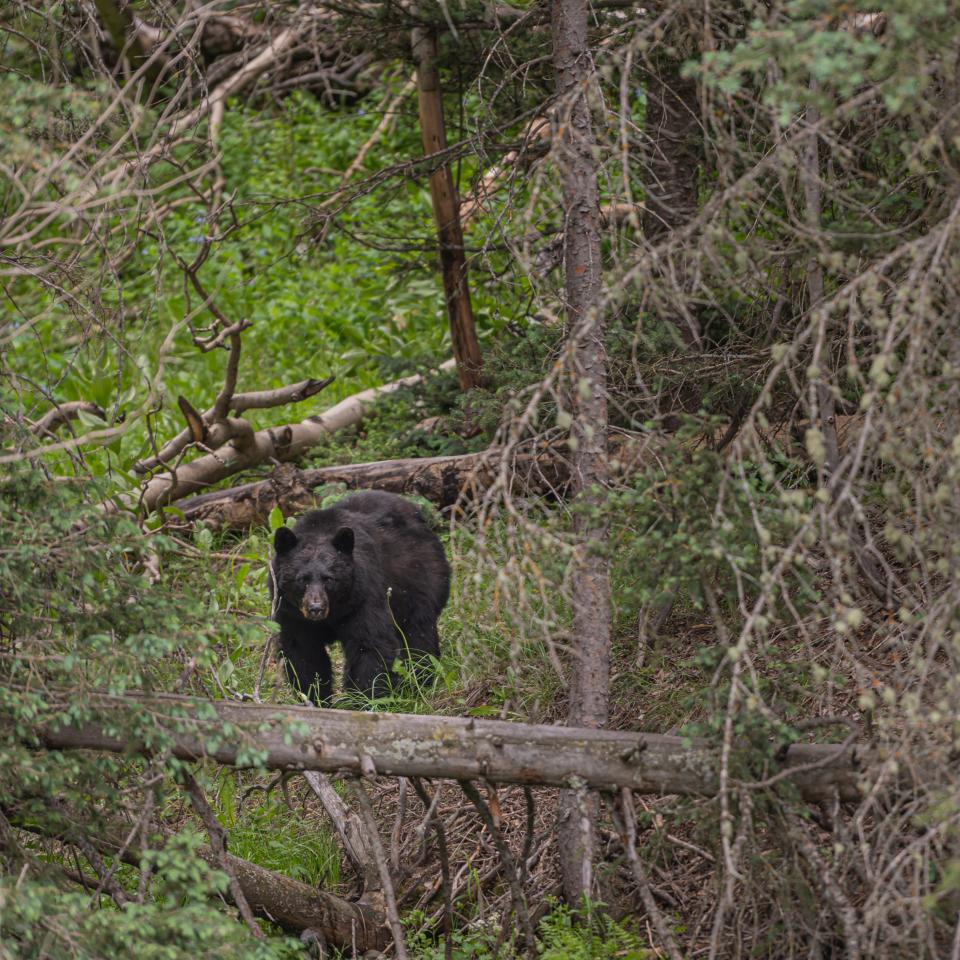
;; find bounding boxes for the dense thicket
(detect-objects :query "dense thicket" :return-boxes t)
[2,1,959,957]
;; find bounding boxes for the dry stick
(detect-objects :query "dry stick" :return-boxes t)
[410,779,454,960]
[351,779,409,960]
[181,771,265,940]
[801,81,889,606]
[787,813,863,960]
[304,770,381,894]
[459,779,536,956]
[519,787,535,891]
[614,789,683,960]
[390,777,408,875]
[252,633,276,705]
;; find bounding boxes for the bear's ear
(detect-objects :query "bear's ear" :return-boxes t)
[332,526,354,554]
[274,526,298,554]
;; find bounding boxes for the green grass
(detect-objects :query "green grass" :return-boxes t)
[218,779,342,889]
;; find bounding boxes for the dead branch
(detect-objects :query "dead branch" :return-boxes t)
[341,78,417,183]
[351,779,409,960]
[135,376,335,474]
[181,770,265,939]
[304,770,381,894]
[30,401,106,438]
[38,693,883,802]
[173,413,871,529]
[613,788,683,960]
[460,778,535,953]
[135,361,454,511]
[175,443,569,528]
[410,778,453,960]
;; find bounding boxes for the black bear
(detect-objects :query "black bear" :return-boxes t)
[270,490,450,704]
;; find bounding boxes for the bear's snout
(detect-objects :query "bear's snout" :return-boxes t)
[300,598,330,620]
[300,586,329,621]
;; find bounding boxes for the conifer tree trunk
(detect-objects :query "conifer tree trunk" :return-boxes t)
[412,24,483,391]
[642,58,700,243]
[551,0,611,907]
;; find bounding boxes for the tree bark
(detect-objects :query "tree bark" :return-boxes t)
[37,693,874,802]
[412,24,484,391]
[641,59,701,243]
[551,0,611,906]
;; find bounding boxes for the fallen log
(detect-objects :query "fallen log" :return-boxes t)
[169,414,872,529]
[14,813,388,950]
[174,446,569,529]
[40,693,879,803]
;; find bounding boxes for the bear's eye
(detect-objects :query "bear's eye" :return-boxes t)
[320,574,332,584]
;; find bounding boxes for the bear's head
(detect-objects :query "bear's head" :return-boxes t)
[272,525,355,622]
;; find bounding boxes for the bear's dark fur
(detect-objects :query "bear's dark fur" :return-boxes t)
[270,490,450,704]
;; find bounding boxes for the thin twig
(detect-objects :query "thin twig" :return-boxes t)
[411,778,453,960]
[613,789,683,960]
[459,779,535,956]
[181,771,264,940]
[350,779,409,960]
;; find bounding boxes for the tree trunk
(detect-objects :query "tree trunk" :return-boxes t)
[37,693,873,802]
[552,0,610,906]
[412,24,483,391]
[641,59,700,243]
[172,416,867,530]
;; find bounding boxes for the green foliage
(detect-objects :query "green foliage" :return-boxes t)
[406,899,651,959]
[1,832,300,959]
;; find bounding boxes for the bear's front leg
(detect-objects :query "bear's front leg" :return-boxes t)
[343,642,394,700]
[278,625,333,705]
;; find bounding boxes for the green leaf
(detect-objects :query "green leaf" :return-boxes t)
[268,506,284,531]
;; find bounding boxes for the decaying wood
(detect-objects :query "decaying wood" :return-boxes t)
[137,361,455,512]
[172,414,868,530]
[174,444,569,528]
[304,770,382,893]
[40,693,880,803]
